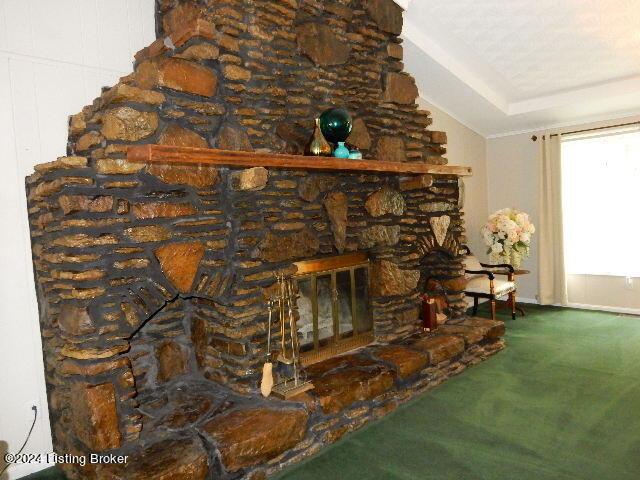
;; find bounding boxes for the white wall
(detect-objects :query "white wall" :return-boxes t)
[485,132,540,301]
[487,115,640,311]
[418,100,488,258]
[0,1,155,478]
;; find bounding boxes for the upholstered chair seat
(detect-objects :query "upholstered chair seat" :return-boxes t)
[465,276,516,296]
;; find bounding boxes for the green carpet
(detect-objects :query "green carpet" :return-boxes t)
[275,305,640,480]
[19,468,64,480]
[20,305,640,479]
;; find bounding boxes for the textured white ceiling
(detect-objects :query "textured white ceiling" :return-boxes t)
[417,0,640,98]
[402,0,640,136]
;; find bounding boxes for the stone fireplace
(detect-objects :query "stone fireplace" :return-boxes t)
[25,0,505,478]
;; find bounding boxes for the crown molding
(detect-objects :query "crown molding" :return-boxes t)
[485,111,640,139]
[508,76,640,115]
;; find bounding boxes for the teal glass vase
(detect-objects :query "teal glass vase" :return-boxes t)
[334,142,350,158]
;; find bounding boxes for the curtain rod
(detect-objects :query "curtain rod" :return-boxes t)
[530,120,640,141]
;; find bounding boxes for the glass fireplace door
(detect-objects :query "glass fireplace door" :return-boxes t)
[293,253,373,366]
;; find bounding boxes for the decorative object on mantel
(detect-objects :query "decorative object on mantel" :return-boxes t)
[319,107,353,157]
[482,208,535,268]
[333,141,350,159]
[348,146,363,160]
[319,108,353,143]
[305,118,332,156]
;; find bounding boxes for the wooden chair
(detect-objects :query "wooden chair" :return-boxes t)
[461,245,517,320]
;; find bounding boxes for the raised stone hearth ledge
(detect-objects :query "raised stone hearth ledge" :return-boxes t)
[127,145,473,176]
[91,317,504,480]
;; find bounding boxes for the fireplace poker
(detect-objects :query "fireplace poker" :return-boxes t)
[276,274,293,364]
[285,278,300,385]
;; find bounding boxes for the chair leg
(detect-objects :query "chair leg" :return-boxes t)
[472,296,478,315]
[509,291,516,320]
[490,298,497,321]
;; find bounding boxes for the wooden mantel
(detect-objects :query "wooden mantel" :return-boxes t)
[127,145,472,176]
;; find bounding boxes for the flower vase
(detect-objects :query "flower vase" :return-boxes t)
[333,142,350,158]
[510,251,522,269]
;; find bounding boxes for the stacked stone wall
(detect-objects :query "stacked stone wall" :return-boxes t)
[24,0,476,477]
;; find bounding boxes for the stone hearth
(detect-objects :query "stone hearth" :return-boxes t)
[24,0,505,478]
[99,318,503,479]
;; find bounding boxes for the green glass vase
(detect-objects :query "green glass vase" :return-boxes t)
[319,108,353,144]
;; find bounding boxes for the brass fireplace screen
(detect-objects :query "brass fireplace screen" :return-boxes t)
[293,253,373,366]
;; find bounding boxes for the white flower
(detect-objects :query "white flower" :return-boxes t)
[515,213,526,225]
[481,208,535,267]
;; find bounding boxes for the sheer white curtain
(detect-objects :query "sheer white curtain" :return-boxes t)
[538,134,569,305]
[561,128,640,277]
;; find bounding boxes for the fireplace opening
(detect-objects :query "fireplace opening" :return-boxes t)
[293,253,373,366]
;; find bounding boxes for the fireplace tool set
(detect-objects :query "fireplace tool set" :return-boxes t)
[261,273,314,399]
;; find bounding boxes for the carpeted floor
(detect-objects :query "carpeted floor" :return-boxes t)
[20,305,640,479]
[275,305,640,480]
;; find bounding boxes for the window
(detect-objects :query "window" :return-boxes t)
[561,128,640,277]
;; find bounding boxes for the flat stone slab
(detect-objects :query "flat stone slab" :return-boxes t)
[97,436,209,480]
[200,407,308,472]
[457,317,505,340]
[304,353,381,376]
[420,318,505,349]
[371,345,428,379]
[410,335,465,365]
[435,324,485,346]
[306,353,395,414]
[139,381,234,433]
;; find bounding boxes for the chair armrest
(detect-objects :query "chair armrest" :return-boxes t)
[479,262,515,273]
[465,269,495,280]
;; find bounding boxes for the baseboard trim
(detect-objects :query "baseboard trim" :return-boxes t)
[565,302,640,316]
[516,297,538,304]
[468,296,640,316]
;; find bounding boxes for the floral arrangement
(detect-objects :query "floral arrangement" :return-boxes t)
[481,208,535,268]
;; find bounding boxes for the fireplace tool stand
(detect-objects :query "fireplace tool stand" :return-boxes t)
[266,273,314,399]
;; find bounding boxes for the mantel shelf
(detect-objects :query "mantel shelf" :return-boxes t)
[127,145,473,176]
